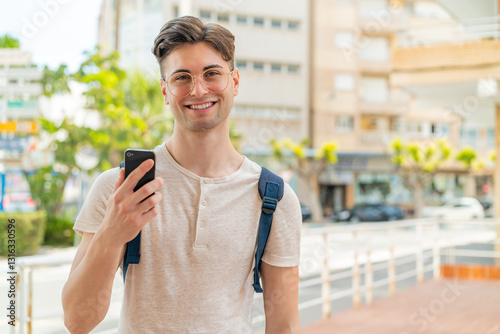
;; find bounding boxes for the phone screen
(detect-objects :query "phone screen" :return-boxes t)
[124,149,156,199]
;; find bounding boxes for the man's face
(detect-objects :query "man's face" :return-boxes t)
[160,42,239,134]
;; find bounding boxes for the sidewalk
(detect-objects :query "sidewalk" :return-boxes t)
[302,279,500,334]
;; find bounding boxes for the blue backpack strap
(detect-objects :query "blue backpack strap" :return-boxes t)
[120,160,142,283]
[253,167,284,293]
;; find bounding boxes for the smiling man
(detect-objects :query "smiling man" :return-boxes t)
[62,16,302,334]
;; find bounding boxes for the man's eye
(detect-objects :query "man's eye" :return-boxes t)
[175,74,191,81]
[205,71,221,77]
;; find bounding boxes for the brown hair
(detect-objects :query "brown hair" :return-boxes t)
[152,16,235,78]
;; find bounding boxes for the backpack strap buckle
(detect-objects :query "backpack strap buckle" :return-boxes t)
[262,196,278,214]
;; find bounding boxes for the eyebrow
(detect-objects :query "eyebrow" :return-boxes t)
[170,64,224,76]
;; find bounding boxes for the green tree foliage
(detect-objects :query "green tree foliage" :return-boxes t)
[456,147,477,170]
[32,50,173,245]
[390,138,451,217]
[0,34,20,48]
[41,64,71,97]
[270,138,338,222]
[456,147,483,197]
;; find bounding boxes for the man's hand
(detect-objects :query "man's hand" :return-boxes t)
[99,159,164,248]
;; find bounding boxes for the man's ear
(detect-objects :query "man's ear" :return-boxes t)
[232,68,240,97]
[160,79,169,105]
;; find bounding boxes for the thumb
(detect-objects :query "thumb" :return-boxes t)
[114,167,125,192]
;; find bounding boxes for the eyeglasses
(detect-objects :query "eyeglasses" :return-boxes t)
[163,68,234,98]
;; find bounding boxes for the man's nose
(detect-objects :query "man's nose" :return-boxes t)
[190,75,209,98]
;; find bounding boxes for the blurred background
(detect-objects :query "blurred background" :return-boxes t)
[1,0,500,333]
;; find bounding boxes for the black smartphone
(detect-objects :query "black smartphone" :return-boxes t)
[124,149,156,201]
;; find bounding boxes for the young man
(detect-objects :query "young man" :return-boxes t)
[62,16,302,333]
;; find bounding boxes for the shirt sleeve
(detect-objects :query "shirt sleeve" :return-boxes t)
[261,182,302,267]
[73,167,120,236]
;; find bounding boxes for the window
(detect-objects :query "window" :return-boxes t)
[199,10,211,19]
[467,129,477,144]
[360,77,388,102]
[334,73,355,91]
[488,128,495,148]
[253,62,264,71]
[217,13,229,22]
[271,19,281,28]
[335,0,355,5]
[431,123,449,136]
[391,117,404,131]
[236,15,247,24]
[335,31,354,49]
[253,17,265,27]
[236,60,247,70]
[288,65,299,74]
[359,0,388,19]
[8,79,18,85]
[360,37,390,62]
[287,21,299,30]
[336,116,354,132]
[271,63,282,72]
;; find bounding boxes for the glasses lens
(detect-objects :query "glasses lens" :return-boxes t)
[202,69,229,93]
[167,72,193,97]
[167,69,231,97]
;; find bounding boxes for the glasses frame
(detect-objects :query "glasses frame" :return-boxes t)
[162,68,234,98]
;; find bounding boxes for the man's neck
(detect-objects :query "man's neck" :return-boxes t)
[166,124,244,178]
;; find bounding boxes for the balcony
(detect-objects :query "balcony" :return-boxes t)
[393,16,500,74]
[0,83,42,96]
[359,60,392,75]
[358,90,410,116]
[358,130,451,149]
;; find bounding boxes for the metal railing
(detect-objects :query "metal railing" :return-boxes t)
[286,218,500,322]
[398,15,500,47]
[5,219,500,333]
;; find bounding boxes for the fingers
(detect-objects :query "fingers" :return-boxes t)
[141,203,161,223]
[137,191,163,215]
[132,177,164,204]
[114,167,125,192]
[122,159,155,192]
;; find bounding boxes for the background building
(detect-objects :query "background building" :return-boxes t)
[0,47,42,210]
[312,0,500,216]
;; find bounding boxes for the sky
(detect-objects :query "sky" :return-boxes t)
[0,0,103,72]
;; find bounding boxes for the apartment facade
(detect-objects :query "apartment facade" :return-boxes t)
[98,0,310,154]
[390,0,500,212]
[0,47,42,210]
[308,0,500,216]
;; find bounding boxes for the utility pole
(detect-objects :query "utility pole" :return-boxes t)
[114,0,121,51]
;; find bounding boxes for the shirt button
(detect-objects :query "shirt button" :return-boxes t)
[203,179,210,184]
[202,200,207,206]
[200,221,206,228]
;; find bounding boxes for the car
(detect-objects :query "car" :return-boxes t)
[1,193,36,213]
[301,203,312,222]
[425,197,485,220]
[479,200,493,218]
[332,203,405,223]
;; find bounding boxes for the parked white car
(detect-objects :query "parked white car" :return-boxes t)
[425,197,485,220]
